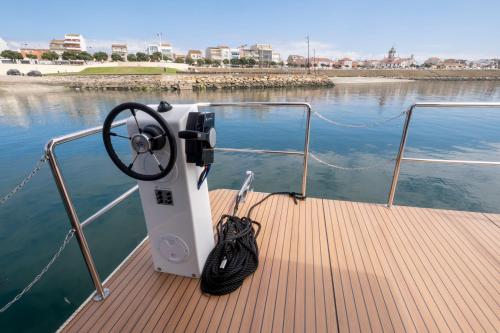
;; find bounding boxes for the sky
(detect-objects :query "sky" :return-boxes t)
[1,0,499,61]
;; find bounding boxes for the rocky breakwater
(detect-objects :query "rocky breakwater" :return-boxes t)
[44,74,334,91]
[189,74,334,90]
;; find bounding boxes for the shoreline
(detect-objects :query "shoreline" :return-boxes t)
[329,77,415,84]
[1,71,499,94]
[0,74,335,93]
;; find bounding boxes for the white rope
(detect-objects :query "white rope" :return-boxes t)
[313,110,408,128]
[309,153,391,170]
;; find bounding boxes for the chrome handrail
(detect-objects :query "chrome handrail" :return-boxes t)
[45,120,127,301]
[44,102,312,302]
[387,102,500,207]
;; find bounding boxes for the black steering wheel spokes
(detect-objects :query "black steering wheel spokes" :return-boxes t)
[149,149,165,172]
[109,132,131,140]
[103,102,177,181]
[130,107,143,134]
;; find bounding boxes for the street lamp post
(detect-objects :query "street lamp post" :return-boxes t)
[306,35,310,74]
[157,33,163,61]
[313,48,316,75]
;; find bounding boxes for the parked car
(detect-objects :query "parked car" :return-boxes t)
[7,69,21,76]
[27,70,43,77]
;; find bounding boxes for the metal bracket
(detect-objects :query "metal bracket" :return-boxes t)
[235,171,254,211]
[92,288,110,302]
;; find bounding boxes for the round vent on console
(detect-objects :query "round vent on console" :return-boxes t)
[159,234,189,263]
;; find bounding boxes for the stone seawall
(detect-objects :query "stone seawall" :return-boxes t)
[39,74,335,91]
[185,68,500,80]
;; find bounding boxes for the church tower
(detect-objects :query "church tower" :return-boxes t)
[388,46,396,60]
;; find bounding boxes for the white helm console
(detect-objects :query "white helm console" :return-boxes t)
[102,101,216,278]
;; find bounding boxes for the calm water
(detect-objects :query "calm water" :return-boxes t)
[1,81,499,332]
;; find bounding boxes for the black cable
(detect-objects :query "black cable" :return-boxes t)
[200,191,304,295]
[197,164,211,189]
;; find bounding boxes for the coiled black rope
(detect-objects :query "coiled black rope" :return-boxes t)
[201,191,304,295]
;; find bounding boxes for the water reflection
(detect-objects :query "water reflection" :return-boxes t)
[2,81,500,127]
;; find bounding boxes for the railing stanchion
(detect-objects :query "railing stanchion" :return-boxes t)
[387,106,414,207]
[301,104,312,197]
[45,142,109,301]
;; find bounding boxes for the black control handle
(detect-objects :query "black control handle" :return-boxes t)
[178,130,209,141]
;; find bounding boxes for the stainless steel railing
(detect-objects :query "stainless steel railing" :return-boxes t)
[387,102,500,207]
[45,120,127,301]
[44,102,312,301]
[198,102,312,196]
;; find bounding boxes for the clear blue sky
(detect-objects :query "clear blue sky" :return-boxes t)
[1,0,499,60]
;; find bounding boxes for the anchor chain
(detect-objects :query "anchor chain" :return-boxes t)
[0,228,75,313]
[0,154,47,205]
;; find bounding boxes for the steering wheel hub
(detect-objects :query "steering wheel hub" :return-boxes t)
[131,134,151,153]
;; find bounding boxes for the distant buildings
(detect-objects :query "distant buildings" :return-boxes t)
[272,52,281,63]
[287,55,305,66]
[379,47,416,68]
[174,53,186,61]
[159,44,173,59]
[311,57,334,67]
[5,34,499,69]
[471,58,499,69]
[230,48,240,60]
[338,58,353,69]
[111,44,128,59]
[423,57,441,68]
[48,34,86,56]
[205,45,231,61]
[187,50,203,61]
[287,55,335,68]
[49,39,65,55]
[250,44,273,63]
[362,59,381,69]
[63,34,87,52]
[441,59,468,69]
[203,44,280,65]
[239,47,259,61]
[19,48,49,60]
[147,43,173,59]
[422,57,495,69]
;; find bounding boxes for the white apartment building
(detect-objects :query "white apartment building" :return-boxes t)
[239,48,259,61]
[147,43,173,59]
[230,48,240,60]
[146,44,159,54]
[205,43,276,64]
[187,50,203,60]
[272,51,281,63]
[339,58,353,69]
[63,34,86,52]
[49,39,65,55]
[250,44,273,63]
[160,43,173,59]
[205,46,231,61]
[111,44,128,59]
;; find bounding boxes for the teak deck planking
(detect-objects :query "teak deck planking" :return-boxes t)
[60,189,500,333]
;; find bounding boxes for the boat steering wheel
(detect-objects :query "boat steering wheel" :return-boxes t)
[102,102,177,181]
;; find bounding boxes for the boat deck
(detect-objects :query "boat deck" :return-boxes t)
[60,189,500,333]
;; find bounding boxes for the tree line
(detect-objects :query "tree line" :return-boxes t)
[1,49,285,67]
